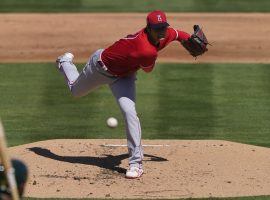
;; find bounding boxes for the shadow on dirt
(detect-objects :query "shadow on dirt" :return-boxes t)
[28,147,168,174]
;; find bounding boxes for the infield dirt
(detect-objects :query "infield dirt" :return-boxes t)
[9,139,270,199]
[1,13,270,63]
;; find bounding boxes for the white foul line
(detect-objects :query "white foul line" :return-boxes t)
[102,144,170,147]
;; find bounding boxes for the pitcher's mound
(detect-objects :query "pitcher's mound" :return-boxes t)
[9,139,270,199]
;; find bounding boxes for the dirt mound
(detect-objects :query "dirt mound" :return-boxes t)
[9,139,270,199]
[1,13,270,63]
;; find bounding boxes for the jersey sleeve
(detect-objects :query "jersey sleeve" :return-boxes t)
[168,27,190,42]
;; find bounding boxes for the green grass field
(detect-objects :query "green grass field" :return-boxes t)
[1,63,270,148]
[1,0,270,13]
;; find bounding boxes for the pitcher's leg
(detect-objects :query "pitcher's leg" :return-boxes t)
[70,62,107,97]
[57,51,116,97]
[57,53,79,89]
[110,74,144,169]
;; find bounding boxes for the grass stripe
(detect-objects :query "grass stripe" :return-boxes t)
[1,63,270,148]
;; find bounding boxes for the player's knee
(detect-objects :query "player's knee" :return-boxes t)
[118,97,136,116]
[122,107,137,117]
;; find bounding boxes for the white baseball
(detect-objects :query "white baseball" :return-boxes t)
[106,117,118,128]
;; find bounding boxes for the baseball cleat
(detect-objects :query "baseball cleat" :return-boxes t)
[56,52,74,69]
[125,166,143,179]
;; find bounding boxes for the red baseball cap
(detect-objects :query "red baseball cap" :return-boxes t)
[146,10,170,29]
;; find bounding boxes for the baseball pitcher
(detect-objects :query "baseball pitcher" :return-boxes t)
[56,10,209,179]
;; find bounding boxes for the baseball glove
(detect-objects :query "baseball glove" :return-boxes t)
[181,25,209,57]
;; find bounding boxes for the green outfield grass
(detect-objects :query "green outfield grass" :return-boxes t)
[1,63,270,148]
[1,0,270,13]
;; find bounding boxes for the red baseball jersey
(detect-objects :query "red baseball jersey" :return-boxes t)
[101,27,190,77]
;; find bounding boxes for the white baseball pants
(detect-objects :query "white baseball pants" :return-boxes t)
[58,49,143,168]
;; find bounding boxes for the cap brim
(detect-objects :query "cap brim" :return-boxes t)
[149,22,169,29]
